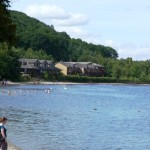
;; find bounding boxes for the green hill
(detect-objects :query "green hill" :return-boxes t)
[10,10,118,61]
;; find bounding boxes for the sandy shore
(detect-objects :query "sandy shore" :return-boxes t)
[8,141,22,150]
[1,79,150,86]
[4,81,87,85]
[4,81,123,85]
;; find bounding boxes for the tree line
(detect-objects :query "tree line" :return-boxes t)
[0,0,149,82]
[10,10,118,61]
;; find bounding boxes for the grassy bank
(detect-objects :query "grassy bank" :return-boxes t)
[55,75,150,84]
[10,75,150,85]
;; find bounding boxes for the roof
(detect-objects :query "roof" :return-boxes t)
[46,60,53,64]
[19,58,53,64]
[19,58,55,70]
[19,58,38,63]
[39,60,46,63]
[20,63,38,69]
[58,62,76,67]
[58,61,104,68]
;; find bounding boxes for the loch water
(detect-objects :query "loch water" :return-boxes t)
[0,84,150,150]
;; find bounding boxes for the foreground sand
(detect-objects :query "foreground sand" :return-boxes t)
[8,141,22,150]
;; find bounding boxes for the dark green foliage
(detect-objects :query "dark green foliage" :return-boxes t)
[10,10,118,61]
[0,9,147,83]
[102,57,150,82]
[12,47,53,60]
[68,39,118,62]
[0,3,149,83]
[0,43,20,80]
[0,1,20,80]
[56,74,150,84]
[0,0,16,46]
[10,11,70,61]
[57,75,124,83]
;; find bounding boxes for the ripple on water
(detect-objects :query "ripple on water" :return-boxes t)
[0,84,150,150]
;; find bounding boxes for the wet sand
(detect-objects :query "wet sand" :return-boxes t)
[8,141,22,150]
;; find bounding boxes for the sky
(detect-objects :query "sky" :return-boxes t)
[10,0,150,60]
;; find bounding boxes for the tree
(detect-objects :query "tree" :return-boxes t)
[0,0,16,46]
[112,63,121,80]
[144,60,150,76]
[10,11,119,61]
[0,43,20,80]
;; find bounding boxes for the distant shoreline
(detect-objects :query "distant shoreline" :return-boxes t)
[1,81,150,86]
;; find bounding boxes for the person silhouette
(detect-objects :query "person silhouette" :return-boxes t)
[0,117,8,150]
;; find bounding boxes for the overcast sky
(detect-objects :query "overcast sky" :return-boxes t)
[10,0,150,60]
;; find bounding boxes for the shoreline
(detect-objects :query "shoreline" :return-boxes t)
[11,81,91,85]
[8,141,22,150]
[1,81,150,86]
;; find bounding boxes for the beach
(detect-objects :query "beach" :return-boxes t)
[0,81,87,86]
[8,141,22,150]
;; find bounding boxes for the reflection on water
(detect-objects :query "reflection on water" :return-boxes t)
[0,84,150,150]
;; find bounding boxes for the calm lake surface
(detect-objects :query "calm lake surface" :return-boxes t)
[0,83,150,150]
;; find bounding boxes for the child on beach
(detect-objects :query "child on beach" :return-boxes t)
[0,117,7,150]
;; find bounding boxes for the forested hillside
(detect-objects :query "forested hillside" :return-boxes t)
[0,2,149,82]
[0,1,20,80]
[10,10,118,61]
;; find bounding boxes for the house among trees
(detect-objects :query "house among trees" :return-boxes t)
[19,58,60,77]
[55,62,105,77]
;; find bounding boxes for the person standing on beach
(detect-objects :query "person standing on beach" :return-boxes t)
[0,117,7,150]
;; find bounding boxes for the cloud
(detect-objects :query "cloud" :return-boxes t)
[118,45,150,60]
[57,27,140,62]
[10,0,19,6]
[23,3,149,61]
[52,13,89,26]
[90,39,150,60]
[10,0,19,2]
[25,4,89,26]
[25,4,70,19]
[107,42,150,60]
[56,26,150,61]
[56,26,88,38]
[56,26,103,45]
